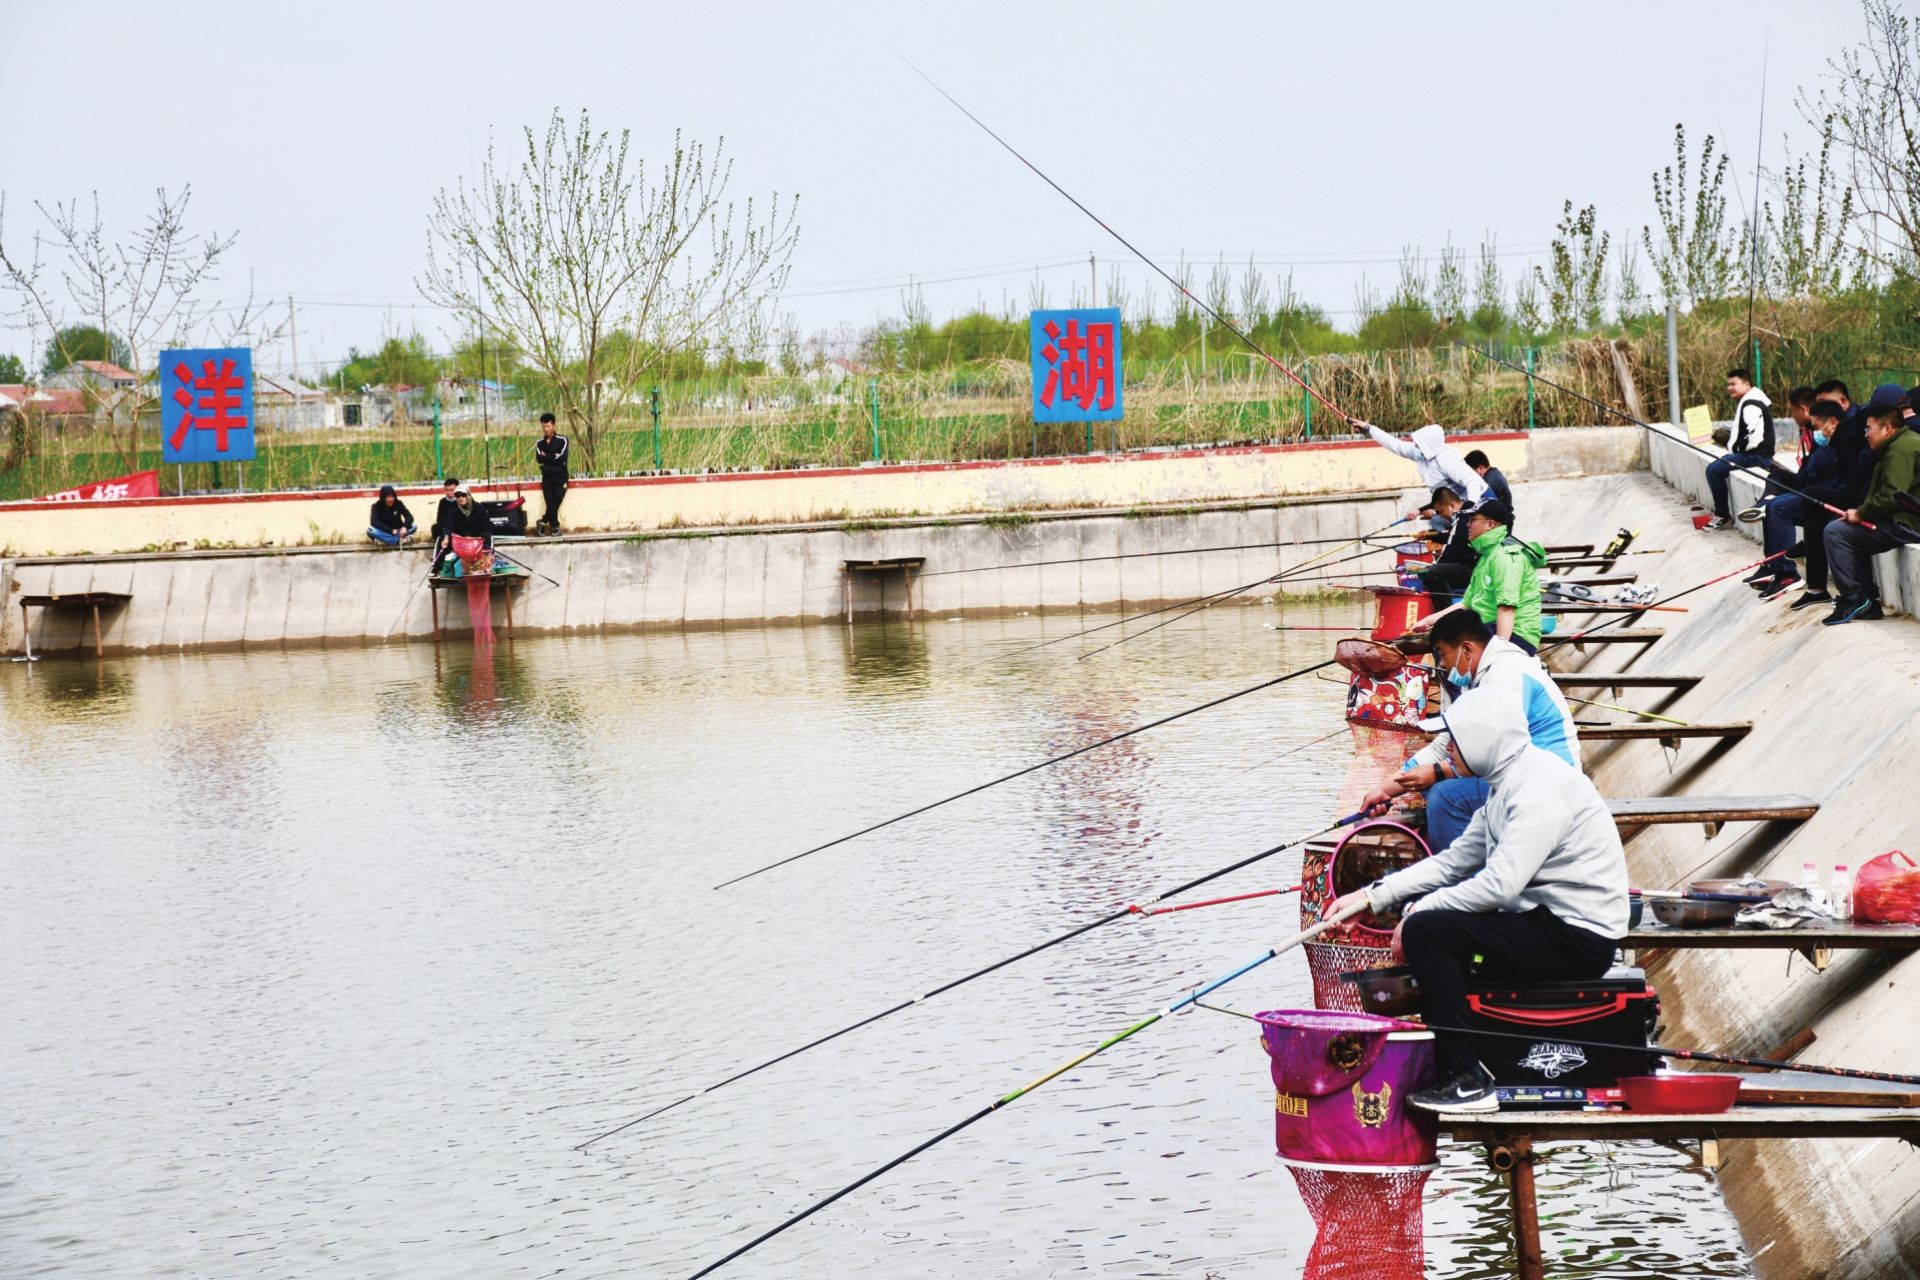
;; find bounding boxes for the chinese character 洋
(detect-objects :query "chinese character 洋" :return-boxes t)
[1039,318,1117,412]
[169,357,248,452]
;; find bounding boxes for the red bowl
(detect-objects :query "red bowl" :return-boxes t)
[1618,1073,1741,1114]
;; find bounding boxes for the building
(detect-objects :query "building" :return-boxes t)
[253,373,340,431]
[44,360,140,394]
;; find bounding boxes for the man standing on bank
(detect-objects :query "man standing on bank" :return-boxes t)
[535,412,570,535]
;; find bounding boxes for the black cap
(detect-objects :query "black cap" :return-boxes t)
[1465,497,1515,527]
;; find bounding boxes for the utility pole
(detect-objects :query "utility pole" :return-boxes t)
[1089,252,1096,306]
[287,294,299,429]
[1665,305,1683,428]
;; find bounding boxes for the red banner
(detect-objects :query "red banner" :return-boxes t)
[37,469,161,502]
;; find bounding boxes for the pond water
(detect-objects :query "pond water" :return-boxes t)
[0,608,1754,1278]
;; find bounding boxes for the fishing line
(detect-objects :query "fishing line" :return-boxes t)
[676,899,1370,1278]
[578,812,1362,1151]
[712,657,1341,888]
[912,530,1409,580]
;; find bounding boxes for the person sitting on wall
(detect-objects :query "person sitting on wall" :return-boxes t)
[433,485,491,575]
[1360,609,1581,852]
[1410,498,1546,654]
[1750,398,1849,607]
[1331,685,1628,1112]
[1461,449,1512,510]
[1821,392,1920,626]
[1415,486,1477,606]
[1352,420,1488,517]
[1703,368,1775,530]
[1785,384,1817,456]
[367,484,417,547]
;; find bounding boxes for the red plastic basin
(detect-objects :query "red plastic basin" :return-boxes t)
[1618,1073,1741,1114]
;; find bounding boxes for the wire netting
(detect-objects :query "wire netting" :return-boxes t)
[1304,940,1397,1011]
[1284,1163,1433,1280]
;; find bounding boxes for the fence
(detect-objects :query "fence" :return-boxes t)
[4,324,1917,501]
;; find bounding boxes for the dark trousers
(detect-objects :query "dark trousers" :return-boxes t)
[1762,493,1832,591]
[1419,561,1475,607]
[1706,451,1771,517]
[1401,906,1617,1075]
[541,472,568,530]
[1823,520,1907,600]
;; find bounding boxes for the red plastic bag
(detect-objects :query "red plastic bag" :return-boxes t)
[1854,851,1920,924]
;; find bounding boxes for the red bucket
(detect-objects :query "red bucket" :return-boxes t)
[1368,587,1433,643]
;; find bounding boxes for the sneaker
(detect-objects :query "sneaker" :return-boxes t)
[1410,1063,1499,1113]
[1702,515,1733,531]
[1823,597,1885,626]
[1743,566,1778,585]
[1790,590,1834,611]
[1759,576,1801,601]
[1737,503,1768,523]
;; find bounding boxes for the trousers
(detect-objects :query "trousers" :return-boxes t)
[1424,776,1492,853]
[541,472,568,529]
[1824,520,1908,600]
[1401,905,1617,1075]
[1706,451,1771,518]
[1761,493,1832,591]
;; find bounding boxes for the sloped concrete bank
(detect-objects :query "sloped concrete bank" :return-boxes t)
[1527,472,1920,1279]
[1,492,1407,655]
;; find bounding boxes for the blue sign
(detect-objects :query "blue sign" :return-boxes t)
[161,347,256,464]
[1030,308,1123,423]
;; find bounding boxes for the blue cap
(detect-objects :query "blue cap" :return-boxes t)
[1867,382,1907,413]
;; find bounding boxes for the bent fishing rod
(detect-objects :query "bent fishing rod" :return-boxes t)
[713,656,1341,888]
[579,811,1363,1151]
[678,897,1372,1278]
[1454,343,1885,533]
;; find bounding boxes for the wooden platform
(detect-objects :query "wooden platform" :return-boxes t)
[1608,794,1820,839]
[1625,921,1920,950]
[1552,673,1701,691]
[843,556,925,623]
[427,571,528,642]
[1578,721,1752,745]
[17,590,133,658]
[1542,627,1663,650]
[1541,602,1675,615]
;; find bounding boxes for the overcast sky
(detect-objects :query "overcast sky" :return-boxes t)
[0,0,1869,376]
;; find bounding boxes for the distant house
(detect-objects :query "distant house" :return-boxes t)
[253,373,340,431]
[0,384,91,421]
[435,376,512,424]
[45,360,140,393]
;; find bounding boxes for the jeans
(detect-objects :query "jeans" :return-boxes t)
[367,526,412,546]
[1401,905,1618,1075]
[1824,520,1908,600]
[1761,493,1831,590]
[1425,776,1492,853]
[1706,451,1771,518]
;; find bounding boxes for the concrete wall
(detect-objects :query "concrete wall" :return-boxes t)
[1647,421,1920,611]
[1528,471,1920,1279]
[0,427,1643,558]
[1,492,1409,655]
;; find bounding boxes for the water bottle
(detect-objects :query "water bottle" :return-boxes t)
[1832,864,1852,920]
[1799,860,1819,892]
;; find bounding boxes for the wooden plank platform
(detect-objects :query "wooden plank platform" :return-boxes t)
[1543,627,1664,648]
[1578,721,1752,744]
[1608,794,1819,840]
[1541,602,1676,615]
[426,571,527,643]
[1553,673,1701,690]
[1441,1105,1920,1143]
[1625,921,1920,950]
[18,590,134,659]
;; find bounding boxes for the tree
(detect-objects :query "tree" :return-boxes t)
[1536,201,1611,332]
[1802,0,1920,275]
[329,333,441,391]
[1642,125,1739,308]
[1764,123,1857,296]
[419,109,799,471]
[0,352,24,382]
[1471,234,1507,335]
[42,323,132,375]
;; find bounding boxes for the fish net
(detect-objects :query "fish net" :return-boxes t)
[452,535,496,643]
[1284,1163,1432,1279]
[1304,939,1397,1011]
[1333,637,1408,678]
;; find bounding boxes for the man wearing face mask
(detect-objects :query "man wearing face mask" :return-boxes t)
[1359,609,1580,852]
[1751,398,1850,607]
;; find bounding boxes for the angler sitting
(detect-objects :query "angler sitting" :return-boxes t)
[368,484,417,546]
[1411,498,1545,654]
[1462,449,1512,510]
[1751,398,1848,608]
[1414,486,1477,605]
[1360,610,1579,852]
[1332,686,1628,1112]
[1353,421,1487,520]
[1703,368,1775,530]
[1821,391,1920,625]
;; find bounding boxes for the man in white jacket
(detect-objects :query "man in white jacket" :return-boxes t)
[1332,685,1628,1111]
[1704,369,1775,529]
[1355,421,1488,512]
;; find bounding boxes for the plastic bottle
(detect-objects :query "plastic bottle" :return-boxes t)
[1800,860,1820,892]
[1832,864,1852,920]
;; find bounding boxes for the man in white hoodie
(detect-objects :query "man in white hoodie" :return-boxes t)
[1355,421,1489,514]
[1332,685,1628,1111]
[1360,609,1581,851]
[1703,369,1775,529]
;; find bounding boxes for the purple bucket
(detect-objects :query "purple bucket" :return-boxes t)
[1258,1009,1439,1169]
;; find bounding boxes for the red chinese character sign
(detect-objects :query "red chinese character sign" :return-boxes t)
[161,347,256,464]
[1030,308,1123,423]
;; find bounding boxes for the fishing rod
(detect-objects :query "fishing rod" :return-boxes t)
[712,657,1341,888]
[489,546,562,588]
[1131,883,1300,917]
[1539,549,1787,655]
[1743,41,1771,366]
[1454,344,1884,533]
[1562,694,1690,728]
[891,48,1353,427]
[578,812,1363,1151]
[678,897,1372,1279]
[914,531,1411,580]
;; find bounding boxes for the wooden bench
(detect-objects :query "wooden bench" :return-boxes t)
[17,591,132,659]
[1608,794,1820,840]
[1552,673,1701,691]
[1541,626,1663,652]
[1625,920,1920,972]
[843,556,925,624]
[427,572,527,643]
[1541,602,1677,616]
[1578,721,1752,748]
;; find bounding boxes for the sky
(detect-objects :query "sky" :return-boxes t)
[0,0,1870,378]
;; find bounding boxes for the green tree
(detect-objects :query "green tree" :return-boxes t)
[0,352,24,382]
[1536,201,1611,332]
[42,324,133,375]
[329,334,441,390]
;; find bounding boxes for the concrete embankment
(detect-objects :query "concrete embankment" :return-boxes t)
[1523,470,1920,1279]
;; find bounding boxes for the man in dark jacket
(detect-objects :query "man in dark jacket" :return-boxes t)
[1462,450,1512,509]
[1753,399,1849,608]
[1416,485,1477,604]
[534,413,569,535]
[1815,379,1876,509]
[367,485,417,546]
[1821,392,1920,625]
[1703,369,1774,529]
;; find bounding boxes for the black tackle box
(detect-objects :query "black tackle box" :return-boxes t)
[1464,968,1660,1087]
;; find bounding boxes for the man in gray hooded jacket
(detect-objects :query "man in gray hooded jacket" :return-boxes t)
[1333,685,1629,1111]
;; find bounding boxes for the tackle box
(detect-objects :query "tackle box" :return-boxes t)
[1464,969,1660,1088]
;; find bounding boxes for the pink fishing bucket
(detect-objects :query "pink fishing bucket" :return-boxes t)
[1257,1009,1438,1169]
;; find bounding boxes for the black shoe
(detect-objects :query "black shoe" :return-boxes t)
[1759,576,1800,601]
[1823,596,1883,626]
[1743,566,1777,585]
[1702,515,1733,531]
[1790,589,1833,611]
[1410,1064,1498,1113]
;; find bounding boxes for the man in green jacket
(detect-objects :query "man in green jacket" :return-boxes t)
[1822,393,1920,625]
[1413,498,1547,652]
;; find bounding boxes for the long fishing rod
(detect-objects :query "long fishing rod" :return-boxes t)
[712,657,1340,888]
[890,48,1354,427]
[578,812,1363,1151]
[1539,548,1787,655]
[1744,41,1770,366]
[679,898,1372,1279]
[914,530,1410,580]
[1454,344,1884,532]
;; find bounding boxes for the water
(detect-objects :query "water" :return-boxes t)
[0,608,1753,1279]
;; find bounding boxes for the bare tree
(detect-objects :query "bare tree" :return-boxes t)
[419,109,799,471]
[0,186,270,466]
[1433,237,1467,327]
[1235,255,1271,330]
[1802,0,1920,273]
